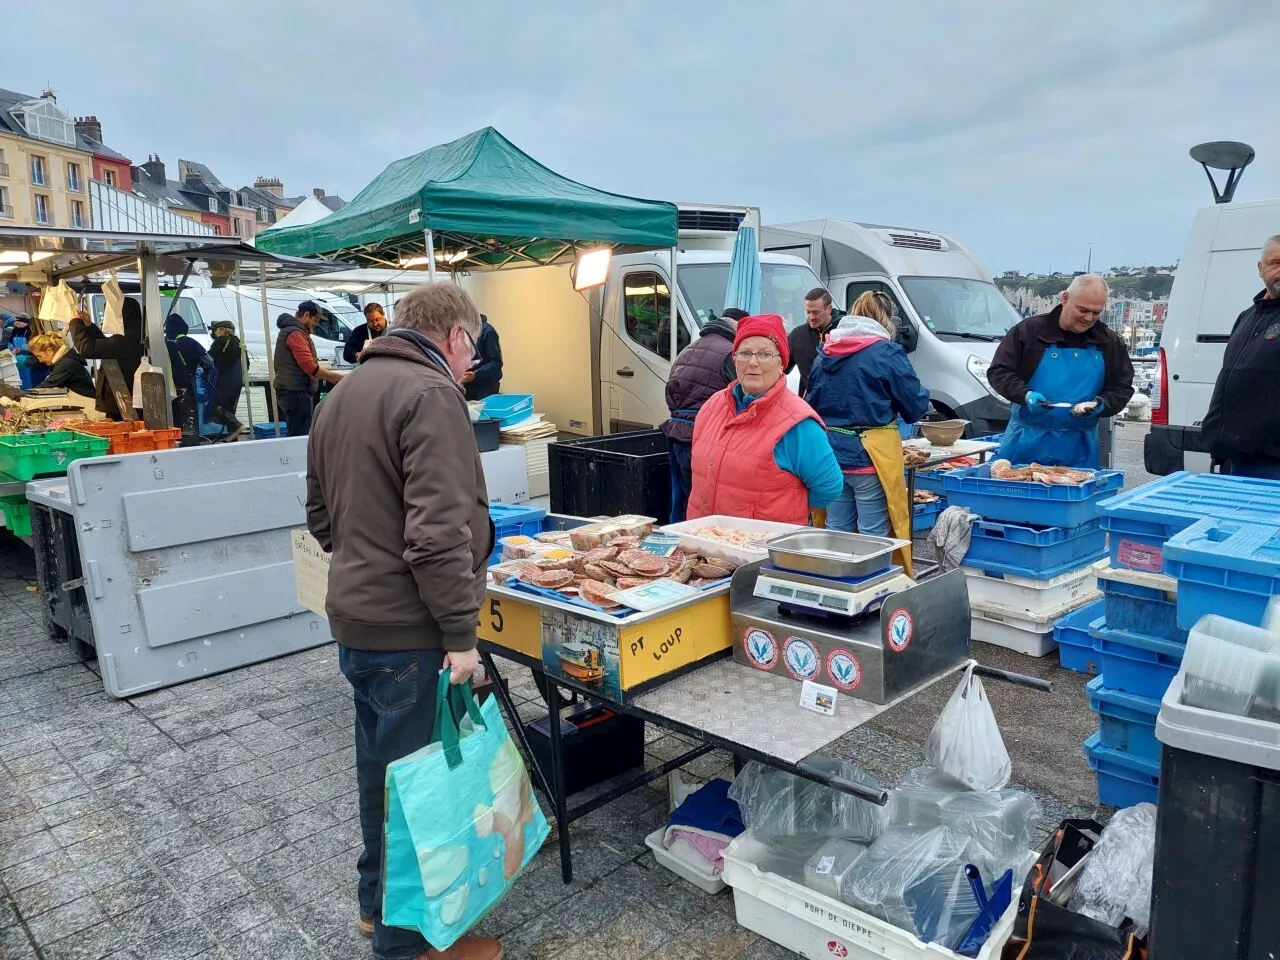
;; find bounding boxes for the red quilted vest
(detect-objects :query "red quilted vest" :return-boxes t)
[687,379,818,525]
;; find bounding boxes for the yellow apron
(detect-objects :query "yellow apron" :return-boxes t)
[856,424,913,578]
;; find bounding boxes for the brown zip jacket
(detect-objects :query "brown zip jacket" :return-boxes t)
[305,332,494,652]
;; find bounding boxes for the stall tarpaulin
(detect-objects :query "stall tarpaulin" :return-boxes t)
[255,127,678,267]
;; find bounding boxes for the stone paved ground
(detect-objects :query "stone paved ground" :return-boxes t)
[1,519,1104,960]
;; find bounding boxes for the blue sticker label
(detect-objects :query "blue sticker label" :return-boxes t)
[1266,323,1280,341]
[743,628,777,670]
[783,637,820,680]
[826,650,862,691]
[887,609,913,653]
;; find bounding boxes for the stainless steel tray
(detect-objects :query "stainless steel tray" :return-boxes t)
[763,529,910,579]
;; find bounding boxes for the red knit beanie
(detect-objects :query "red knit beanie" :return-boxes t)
[732,314,789,367]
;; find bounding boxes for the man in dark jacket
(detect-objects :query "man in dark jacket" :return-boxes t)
[274,301,344,437]
[69,298,144,421]
[306,283,502,960]
[987,275,1133,468]
[208,320,245,421]
[661,307,747,522]
[463,314,503,401]
[342,302,388,364]
[787,288,843,396]
[166,316,245,440]
[1201,235,1280,478]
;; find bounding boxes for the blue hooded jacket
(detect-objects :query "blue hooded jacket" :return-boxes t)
[164,314,212,390]
[805,316,931,471]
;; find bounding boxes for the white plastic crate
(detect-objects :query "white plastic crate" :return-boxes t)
[961,564,1098,618]
[721,834,1015,960]
[660,515,807,567]
[644,828,726,894]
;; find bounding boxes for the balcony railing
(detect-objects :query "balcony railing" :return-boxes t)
[68,177,83,192]
[0,205,13,220]
[0,163,9,178]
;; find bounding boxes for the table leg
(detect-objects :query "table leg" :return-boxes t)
[544,677,573,883]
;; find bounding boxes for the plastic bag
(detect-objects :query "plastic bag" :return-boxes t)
[803,837,869,902]
[728,759,885,843]
[132,356,159,411]
[382,673,550,951]
[843,826,983,948]
[925,664,1011,791]
[102,271,125,336]
[1067,803,1157,928]
[890,766,1040,863]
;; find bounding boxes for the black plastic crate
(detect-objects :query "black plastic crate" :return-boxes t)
[526,703,645,795]
[548,429,670,519]
[472,419,500,453]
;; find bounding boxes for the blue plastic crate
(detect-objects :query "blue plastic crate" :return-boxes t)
[1084,733,1160,809]
[1164,517,1280,630]
[911,470,947,495]
[1087,676,1161,763]
[965,519,1107,575]
[959,546,1106,581]
[253,422,288,439]
[487,502,548,566]
[482,393,534,427]
[1054,601,1104,674]
[1092,621,1184,700]
[1099,576,1185,643]
[1099,472,1280,572]
[974,434,1004,444]
[940,462,1125,527]
[913,499,943,534]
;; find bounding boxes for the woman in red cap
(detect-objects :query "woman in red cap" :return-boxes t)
[686,314,843,525]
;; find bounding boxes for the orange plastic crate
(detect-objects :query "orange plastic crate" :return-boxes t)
[72,422,182,454]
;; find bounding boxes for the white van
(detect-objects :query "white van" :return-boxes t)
[761,220,1017,437]
[1145,197,1280,475]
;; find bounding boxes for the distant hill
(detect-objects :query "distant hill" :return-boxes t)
[995,272,1174,301]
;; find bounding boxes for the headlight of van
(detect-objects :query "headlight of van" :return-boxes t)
[966,354,1010,405]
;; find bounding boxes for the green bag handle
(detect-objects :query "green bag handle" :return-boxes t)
[432,669,487,770]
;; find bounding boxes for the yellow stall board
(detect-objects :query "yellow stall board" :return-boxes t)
[477,591,542,659]
[618,593,732,690]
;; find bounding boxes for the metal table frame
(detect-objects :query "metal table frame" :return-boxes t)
[479,638,1048,883]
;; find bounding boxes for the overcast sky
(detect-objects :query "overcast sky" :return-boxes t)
[8,0,1277,273]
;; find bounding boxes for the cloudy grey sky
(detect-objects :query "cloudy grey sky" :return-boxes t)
[9,0,1277,272]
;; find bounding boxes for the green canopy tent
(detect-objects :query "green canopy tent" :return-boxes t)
[256,127,678,274]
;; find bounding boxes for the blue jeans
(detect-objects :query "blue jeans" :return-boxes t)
[667,438,693,524]
[825,473,890,536]
[339,646,446,960]
[1226,460,1280,480]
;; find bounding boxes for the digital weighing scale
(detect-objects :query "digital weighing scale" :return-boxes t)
[730,529,971,704]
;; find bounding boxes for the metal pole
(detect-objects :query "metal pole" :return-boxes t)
[233,268,253,430]
[138,248,173,426]
[668,246,678,362]
[425,229,438,282]
[261,279,280,438]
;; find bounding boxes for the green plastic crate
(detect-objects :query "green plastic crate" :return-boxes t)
[0,495,31,537]
[0,431,110,480]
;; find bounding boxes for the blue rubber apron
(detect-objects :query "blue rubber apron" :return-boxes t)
[996,344,1105,468]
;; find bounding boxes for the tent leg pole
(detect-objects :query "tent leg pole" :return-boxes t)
[233,269,253,431]
[138,248,173,426]
[669,246,679,362]
[261,280,280,438]
[425,229,438,282]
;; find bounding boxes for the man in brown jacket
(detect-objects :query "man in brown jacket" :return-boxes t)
[306,283,499,960]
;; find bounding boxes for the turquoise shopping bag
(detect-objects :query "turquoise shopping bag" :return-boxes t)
[383,672,549,950]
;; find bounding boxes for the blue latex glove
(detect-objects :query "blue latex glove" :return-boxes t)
[1024,391,1050,408]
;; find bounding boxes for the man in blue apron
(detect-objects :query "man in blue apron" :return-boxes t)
[988,275,1134,468]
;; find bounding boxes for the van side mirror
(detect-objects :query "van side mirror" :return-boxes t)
[896,319,919,353]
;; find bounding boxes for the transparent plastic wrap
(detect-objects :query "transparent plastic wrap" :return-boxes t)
[1068,803,1157,928]
[925,664,1012,791]
[843,826,983,948]
[728,759,886,843]
[803,837,869,901]
[752,835,827,884]
[888,766,968,829]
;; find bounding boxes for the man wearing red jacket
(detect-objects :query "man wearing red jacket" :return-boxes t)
[273,301,344,436]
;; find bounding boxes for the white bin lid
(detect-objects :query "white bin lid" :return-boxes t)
[1157,671,1280,771]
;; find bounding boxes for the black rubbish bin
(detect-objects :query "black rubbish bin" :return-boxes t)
[1149,672,1280,959]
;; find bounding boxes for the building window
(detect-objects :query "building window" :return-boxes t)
[207,198,218,213]
[0,148,8,178]
[66,161,82,192]
[30,155,47,186]
[33,192,51,225]
[232,218,241,237]
[71,199,85,228]
[0,185,11,219]
[103,168,116,188]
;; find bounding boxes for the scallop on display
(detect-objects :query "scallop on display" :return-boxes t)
[525,569,575,589]
[580,580,622,608]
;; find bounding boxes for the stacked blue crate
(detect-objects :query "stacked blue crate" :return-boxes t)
[941,463,1120,657]
[1081,472,1280,808]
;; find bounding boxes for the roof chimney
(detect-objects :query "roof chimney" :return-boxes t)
[40,90,56,101]
[254,176,284,198]
[313,188,325,199]
[141,155,166,185]
[74,115,103,143]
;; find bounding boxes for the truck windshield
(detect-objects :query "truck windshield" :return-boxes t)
[678,262,823,333]
[898,277,1022,340]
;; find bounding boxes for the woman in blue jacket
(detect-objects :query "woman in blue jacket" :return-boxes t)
[806,292,930,569]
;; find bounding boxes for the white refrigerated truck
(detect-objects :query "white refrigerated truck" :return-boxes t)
[461,206,826,436]
[760,219,1018,437]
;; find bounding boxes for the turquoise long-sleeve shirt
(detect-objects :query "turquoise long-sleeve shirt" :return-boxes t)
[733,385,844,508]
